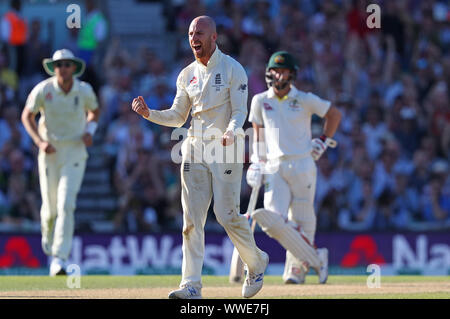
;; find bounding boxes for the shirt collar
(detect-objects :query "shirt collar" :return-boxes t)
[197,45,221,69]
[52,77,80,94]
[267,85,297,100]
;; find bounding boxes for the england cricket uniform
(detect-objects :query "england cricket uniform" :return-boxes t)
[25,77,98,260]
[144,46,266,289]
[249,85,330,280]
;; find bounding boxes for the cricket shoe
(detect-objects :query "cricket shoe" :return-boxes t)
[242,251,269,298]
[49,257,67,276]
[284,263,308,284]
[314,248,328,284]
[168,285,202,299]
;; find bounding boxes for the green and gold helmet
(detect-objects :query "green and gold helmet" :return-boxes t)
[267,51,299,72]
[266,51,298,89]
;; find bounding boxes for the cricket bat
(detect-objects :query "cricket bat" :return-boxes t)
[229,185,260,283]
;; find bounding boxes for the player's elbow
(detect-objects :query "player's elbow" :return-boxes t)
[21,108,33,125]
[326,106,342,125]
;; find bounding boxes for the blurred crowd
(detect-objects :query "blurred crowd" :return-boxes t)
[0,0,449,233]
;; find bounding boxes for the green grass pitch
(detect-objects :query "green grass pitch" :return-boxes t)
[0,275,448,299]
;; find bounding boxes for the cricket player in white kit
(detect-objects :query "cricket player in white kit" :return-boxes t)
[21,49,100,276]
[131,16,268,299]
[247,51,342,284]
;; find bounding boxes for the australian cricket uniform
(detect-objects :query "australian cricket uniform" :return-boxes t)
[249,85,330,280]
[144,46,266,289]
[25,77,98,260]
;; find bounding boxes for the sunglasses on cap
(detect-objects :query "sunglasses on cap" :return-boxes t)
[54,61,73,68]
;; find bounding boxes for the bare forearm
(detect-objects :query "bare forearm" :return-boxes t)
[323,106,342,138]
[21,111,42,146]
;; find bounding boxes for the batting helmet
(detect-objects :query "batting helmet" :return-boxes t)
[265,51,298,89]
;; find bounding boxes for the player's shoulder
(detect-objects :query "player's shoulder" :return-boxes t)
[180,60,197,74]
[221,52,246,73]
[32,77,55,92]
[177,61,197,82]
[290,86,321,103]
[252,90,270,102]
[78,80,95,93]
[290,86,308,98]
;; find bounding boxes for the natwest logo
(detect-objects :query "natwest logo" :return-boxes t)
[341,235,385,267]
[68,235,233,274]
[0,237,40,268]
[393,235,449,270]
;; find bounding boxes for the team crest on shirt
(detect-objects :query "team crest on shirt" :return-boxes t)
[189,76,197,84]
[289,99,300,110]
[45,92,52,101]
[74,96,79,109]
[212,73,224,92]
[263,102,273,111]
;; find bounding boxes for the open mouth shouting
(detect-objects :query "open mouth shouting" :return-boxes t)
[192,43,203,55]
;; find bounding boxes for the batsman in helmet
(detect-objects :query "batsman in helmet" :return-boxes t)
[247,51,342,284]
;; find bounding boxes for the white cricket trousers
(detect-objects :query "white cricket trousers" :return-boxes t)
[263,155,318,279]
[38,140,87,260]
[179,137,266,289]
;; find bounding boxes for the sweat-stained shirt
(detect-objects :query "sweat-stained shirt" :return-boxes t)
[144,46,248,138]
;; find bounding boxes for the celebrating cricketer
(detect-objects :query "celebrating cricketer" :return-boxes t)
[131,16,268,299]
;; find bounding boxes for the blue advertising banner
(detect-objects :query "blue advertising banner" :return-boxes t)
[0,232,448,275]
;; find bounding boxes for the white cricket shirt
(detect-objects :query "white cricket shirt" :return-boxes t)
[249,86,331,159]
[25,77,99,142]
[146,46,248,137]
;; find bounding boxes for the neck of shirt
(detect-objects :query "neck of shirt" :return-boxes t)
[197,45,219,69]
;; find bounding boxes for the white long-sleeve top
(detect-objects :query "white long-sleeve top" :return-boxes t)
[145,46,248,138]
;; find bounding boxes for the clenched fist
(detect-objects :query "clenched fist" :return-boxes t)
[222,130,235,146]
[38,140,56,154]
[131,96,150,118]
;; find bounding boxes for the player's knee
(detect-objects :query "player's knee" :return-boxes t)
[214,204,242,228]
[58,198,76,215]
[214,211,234,227]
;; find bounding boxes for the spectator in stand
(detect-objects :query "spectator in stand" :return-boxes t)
[338,178,377,231]
[393,106,423,158]
[362,106,389,160]
[0,50,18,96]
[0,105,31,152]
[1,0,27,76]
[391,167,420,227]
[420,160,450,223]
[113,148,164,232]
[2,149,39,230]
[20,19,51,103]
[77,0,108,66]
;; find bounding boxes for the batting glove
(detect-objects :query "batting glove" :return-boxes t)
[246,162,264,188]
[311,135,337,161]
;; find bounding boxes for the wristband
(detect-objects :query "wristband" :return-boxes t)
[85,121,98,136]
[319,134,328,143]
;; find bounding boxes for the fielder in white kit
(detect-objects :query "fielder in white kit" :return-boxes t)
[247,51,342,284]
[21,49,100,276]
[131,16,268,299]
